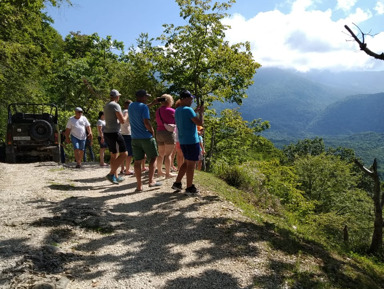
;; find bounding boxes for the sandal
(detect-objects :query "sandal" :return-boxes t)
[149,181,162,187]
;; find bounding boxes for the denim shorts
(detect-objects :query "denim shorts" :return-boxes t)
[71,135,86,151]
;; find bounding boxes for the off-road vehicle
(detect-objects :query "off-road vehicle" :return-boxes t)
[5,103,60,163]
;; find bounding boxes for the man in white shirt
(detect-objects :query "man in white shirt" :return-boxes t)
[65,107,92,168]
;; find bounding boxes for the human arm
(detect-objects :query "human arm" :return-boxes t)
[86,126,93,144]
[147,98,162,108]
[64,128,71,144]
[200,140,205,154]
[191,104,204,126]
[143,118,155,136]
[116,111,125,124]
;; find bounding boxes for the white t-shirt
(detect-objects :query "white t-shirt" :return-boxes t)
[66,116,90,140]
[120,109,131,135]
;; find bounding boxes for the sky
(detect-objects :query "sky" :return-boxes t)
[45,0,384,72]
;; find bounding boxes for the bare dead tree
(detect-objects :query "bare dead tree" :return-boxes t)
[354,158,383,254]
[344,24,384,61]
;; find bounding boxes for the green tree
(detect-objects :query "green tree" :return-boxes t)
[204,108,271,169]
[118,33,166,99]
[50,32,124,115]
[294,154,358,213]
[282,137,325,164]
[0,0,65,136]
[155,0,260,105]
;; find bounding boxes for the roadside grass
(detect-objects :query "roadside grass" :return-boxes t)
[195,171,384,289]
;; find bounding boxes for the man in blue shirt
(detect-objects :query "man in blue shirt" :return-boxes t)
[172,90,204,195]
[129,89,161,192]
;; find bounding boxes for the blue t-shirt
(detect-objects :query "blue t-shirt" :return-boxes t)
[128,102,152,139]
[175,106,199,145]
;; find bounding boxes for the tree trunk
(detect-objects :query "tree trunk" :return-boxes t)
[205,127,216,171]
[355,158,383,254]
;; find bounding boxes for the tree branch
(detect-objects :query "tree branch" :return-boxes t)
[344,24,384,61]
[354,159,374,175]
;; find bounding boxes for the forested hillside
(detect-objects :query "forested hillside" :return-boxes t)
[308,92,384,135]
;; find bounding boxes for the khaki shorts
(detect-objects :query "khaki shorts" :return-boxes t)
[131,138,159,161]
[156,130,176,145]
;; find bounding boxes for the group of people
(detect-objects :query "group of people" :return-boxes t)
[64,88,204,195]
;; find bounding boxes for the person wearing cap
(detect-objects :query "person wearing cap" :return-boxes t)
[103,89,128,184]
[171,90,204,195]
[65,107,92,168]
[128,89,161,191]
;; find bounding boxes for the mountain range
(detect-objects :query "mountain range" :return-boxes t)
[214,67,384,169]
[238,67,384,137]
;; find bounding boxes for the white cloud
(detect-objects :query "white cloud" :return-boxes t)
[223,0,383,72]
[336,0,358,12]
[375,0,384,14]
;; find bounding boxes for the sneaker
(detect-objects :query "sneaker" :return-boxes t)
[185,184,199,195]
[106,174,119,185]
[171,182,182,191]
[116,176,125,182]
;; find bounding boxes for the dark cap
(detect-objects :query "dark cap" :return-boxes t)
[136,89,151,98]
[75,107,83,112]
[180,90,194,99]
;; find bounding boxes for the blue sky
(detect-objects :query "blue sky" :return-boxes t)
[46,0,384,72]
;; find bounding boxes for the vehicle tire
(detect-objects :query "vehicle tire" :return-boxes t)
[0,141,5,162]
[5,146,16,163]
[30,120,53,141]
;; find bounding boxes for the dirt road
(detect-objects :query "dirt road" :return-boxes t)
[0,162,278,288]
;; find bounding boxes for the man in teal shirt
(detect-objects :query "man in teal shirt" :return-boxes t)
[172,90,204,195]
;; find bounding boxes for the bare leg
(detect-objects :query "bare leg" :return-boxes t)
[134,160,142,190]
[125,155,132,174]
[176,147,184,170]
[148,157,157,185]
[185,159,197,188]
[164,144,176,178]
[99,148,106,165]
[109,152,127,177]
[175,161,187,183]
[156,144,165,176]
[170,147,177,171]
[74,149,84,166]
